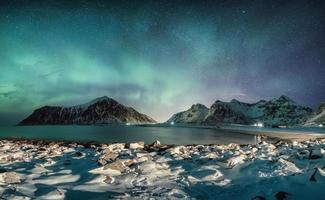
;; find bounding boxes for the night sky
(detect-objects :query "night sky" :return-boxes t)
[0,0,325,124]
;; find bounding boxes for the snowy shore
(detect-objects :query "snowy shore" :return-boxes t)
[0,138,325,199]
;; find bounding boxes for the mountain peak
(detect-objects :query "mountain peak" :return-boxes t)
[213,100,224,104]
[279,95,291,100]
[230,99,241,103]
[91,96,115,103]
[190,103,208,110]
[75,96,118,109]
[273,95,295,104]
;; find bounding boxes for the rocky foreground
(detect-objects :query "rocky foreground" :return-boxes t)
[0,139,325,199]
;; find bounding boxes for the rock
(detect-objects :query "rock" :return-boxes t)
[168,146,187,155]
[103,160,126,172]
[128,141,145,149]
[0,172,21,184]
[268,144,277,151]
[136,156,150,163]
[150,140,161,147]
[107,143,125,151]
[38,147,47,152]
[252,147,258,153]
[309,148,324,159]
[277,158,302,175]
[103,176,114,184]
[275,191,290,200]
[98,152,118,166]
[98,158,108,166]
[102,152,118,161]
[227,155,246,169]
[296,150,310,159]
[123,159,134,167]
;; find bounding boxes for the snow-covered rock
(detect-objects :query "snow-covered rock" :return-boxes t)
[128,141,145,149]
[309,148,324,159]
[0,172,21,184]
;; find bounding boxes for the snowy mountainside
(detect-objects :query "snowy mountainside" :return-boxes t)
[167,104,209,124]
[19,96,156,125]
[167,95,313,127]
[305,103,325,126]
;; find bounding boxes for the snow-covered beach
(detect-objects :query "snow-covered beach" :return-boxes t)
[0,134,325,200]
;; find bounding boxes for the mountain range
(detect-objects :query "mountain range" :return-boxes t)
[167,95,324,127]
[19,96,156,125]
[19,95,324,127]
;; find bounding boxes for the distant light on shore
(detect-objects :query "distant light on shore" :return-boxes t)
[126,123,131,126]
[170,121,175,126]
[319,124,324,127]
[253,122,264,128]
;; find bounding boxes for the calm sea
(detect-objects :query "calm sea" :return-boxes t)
[0,125,257,145]
[0,125,324,145]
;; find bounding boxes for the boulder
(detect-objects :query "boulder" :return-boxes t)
[296,150,310,159]
[107,143,125,151]
[309,148,324,159]
[98,152,118,166]
[128,141,145,149]
[150,140,161,147]
[0,172,21,184]
[103,160,126,173]
[98,158,108,166]
[102,152,118,161]
[227,155,247,169]
[103,176,114,184]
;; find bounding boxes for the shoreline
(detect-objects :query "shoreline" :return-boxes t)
[217,127,325,142]
[0,138,325,199]
[2,124,325,145]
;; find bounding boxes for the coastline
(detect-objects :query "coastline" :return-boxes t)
[218,126,325,142]
[0,137,325,199]
[137,123,325,142]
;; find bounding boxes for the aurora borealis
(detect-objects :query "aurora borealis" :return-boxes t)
[0,0,325,124]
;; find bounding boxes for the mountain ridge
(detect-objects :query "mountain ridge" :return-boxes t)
[166,95,315,127]
[18,96,156,125]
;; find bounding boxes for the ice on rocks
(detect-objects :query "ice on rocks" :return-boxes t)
[226,154,247,168]
[1,138,325,199]
[187,165,223,183]
[128,141,145,149]
[103,160,126,173]
[0,172,21,185]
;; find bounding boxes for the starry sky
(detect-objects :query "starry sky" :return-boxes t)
[0,0,325,124]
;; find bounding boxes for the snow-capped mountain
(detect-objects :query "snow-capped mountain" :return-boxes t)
[167,96,313,127]
[19,96,156,125]
[166,104,209,124]
[304,103,325,126]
